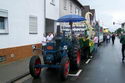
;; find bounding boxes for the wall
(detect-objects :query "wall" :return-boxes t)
[0,0,45,49]
[60,0,81,16]
[45,0,59,34]
[59,0,82,30]
[60,0,82,17]
[0,44,42,64]
[60,0,70,17]
[0,0,45,63]
[46,0,59,20]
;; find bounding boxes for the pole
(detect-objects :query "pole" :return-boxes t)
[69,22,73,36]
[44,0,46,34]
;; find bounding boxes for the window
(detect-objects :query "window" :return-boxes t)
[75,7,78,14]
[70,1,73,13]
[79,9,81,15]
[29,16,38,34]
[64,0,67,10]
[0,9,8,34]
[0,17,5,29]
[78,9,80,15]
[75,7,77,14]
[50,0,55,6]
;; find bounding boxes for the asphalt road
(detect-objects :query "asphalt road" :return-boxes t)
[15,38,125,83]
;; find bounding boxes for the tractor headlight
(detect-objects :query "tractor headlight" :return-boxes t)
[63,45,67,50]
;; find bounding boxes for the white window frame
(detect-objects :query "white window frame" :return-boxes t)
[64,0,67,10]
[29,16,38,34]
[70,1,73,13]
[0,9,8,34]
[75,7,77,14]
[78,9,81,15]
[75,7,79,15]
[78,9,80,15]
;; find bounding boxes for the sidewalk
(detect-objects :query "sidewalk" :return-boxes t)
[0,57,31,83]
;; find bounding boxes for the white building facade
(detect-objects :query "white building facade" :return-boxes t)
[0,0,83,63]
[45,0,59,33]
[60,0,82,17]
[59,0,83,33]
[0,0,45,63]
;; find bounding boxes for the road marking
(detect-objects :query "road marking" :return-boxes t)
[14,74,31,83]
[68,69,82,77]
[85,59,91,64]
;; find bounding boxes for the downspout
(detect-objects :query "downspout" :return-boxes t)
[44,0,46,34]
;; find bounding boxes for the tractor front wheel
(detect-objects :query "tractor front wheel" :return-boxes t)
[29,56,41,78]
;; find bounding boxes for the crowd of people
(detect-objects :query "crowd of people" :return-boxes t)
[103,33,116,45]
[41,31,125,63]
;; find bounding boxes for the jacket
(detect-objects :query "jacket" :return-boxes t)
[120,35,125,45]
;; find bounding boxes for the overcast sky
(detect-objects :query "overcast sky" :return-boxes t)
[79,0,125,32]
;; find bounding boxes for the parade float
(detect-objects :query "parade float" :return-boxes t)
[84,22,95,55]
[84,12,95,55]
[61,19,95,58]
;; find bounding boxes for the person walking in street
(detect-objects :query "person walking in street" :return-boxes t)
[93,35,98,51]
[112,34,115,45]
[120,32,125,62]
[106,34,108,43]
[103,34,107,43]
[107,34,110,43]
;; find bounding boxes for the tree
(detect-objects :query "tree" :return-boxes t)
[115,28,124,34]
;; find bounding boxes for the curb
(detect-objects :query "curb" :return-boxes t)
[0,56,32,66]
[6,72,30,83]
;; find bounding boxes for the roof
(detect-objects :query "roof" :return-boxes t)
[72,0,83,8]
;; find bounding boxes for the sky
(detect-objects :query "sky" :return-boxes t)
[79,0,125,32]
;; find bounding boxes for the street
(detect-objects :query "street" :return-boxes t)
[1,0,125,83]
[14,37,125,83]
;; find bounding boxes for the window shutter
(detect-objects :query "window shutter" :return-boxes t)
[29,16,38,34]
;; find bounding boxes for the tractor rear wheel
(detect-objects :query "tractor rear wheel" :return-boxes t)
[71,50,81,70]
[60,57,70,81]
[29,56,41,78]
